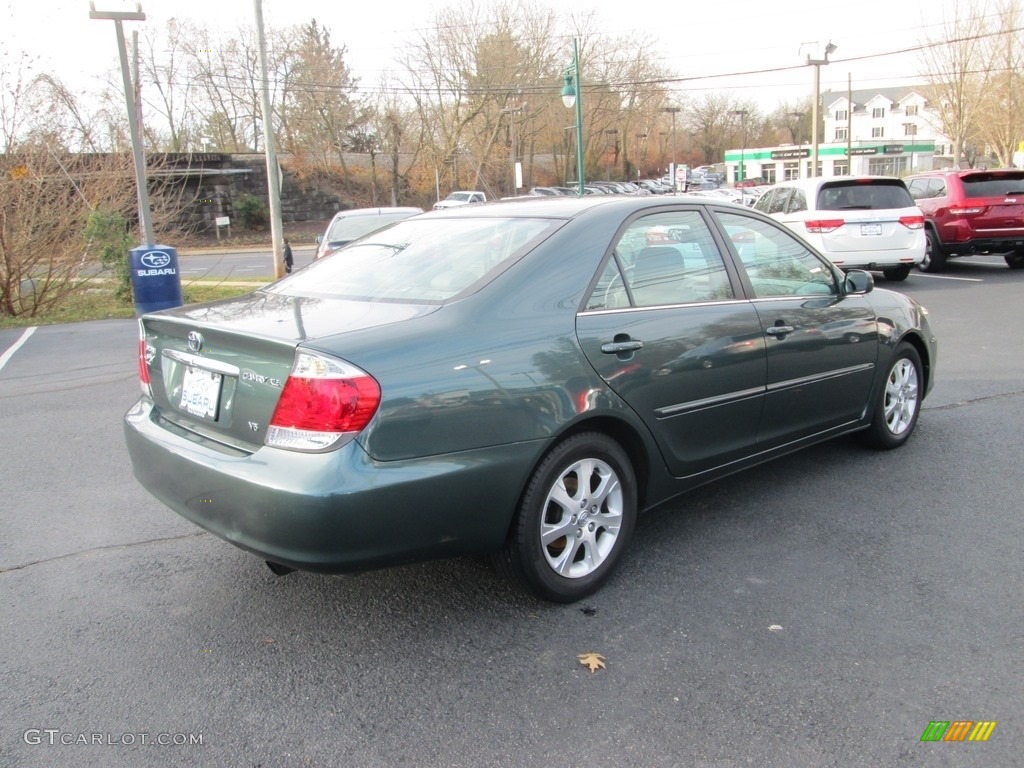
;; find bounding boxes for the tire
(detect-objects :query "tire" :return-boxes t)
[495,432,637,603]
[882,265,911,281]
[918,229,946,273]
[1005,250,1024,269]
[860,343,923,450]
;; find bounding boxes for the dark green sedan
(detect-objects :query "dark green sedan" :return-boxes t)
[124,196,937,602]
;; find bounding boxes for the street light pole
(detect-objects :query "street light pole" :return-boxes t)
[561,39,585,196]
[88,1,153,246]
[731,109,748,184]
[661,106,680,191]
[806,41,837,179]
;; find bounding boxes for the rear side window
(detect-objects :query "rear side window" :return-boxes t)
[817,180,915,210]
[961,173,1024,197]
[786,189,808,213]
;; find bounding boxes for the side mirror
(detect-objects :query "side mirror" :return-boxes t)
[844,269,874,294]
[315,234,323,245]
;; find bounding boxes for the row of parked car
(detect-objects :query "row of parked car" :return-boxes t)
[747,168,1024,279]
[526,181,658,197]
[317,169,1024,276]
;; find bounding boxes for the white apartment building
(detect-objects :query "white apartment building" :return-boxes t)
[724,85,955,184]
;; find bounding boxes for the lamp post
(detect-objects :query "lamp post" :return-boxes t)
[604,128,619,180]
[731,109,748,185]
[806,41,837,178]
[561,39,585,196]
[661,106,680,190]
[789,111,807,178]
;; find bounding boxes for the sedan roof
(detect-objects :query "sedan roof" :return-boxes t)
[422,194,745,220]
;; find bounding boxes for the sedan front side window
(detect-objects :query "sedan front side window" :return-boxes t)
[717,212,838,298]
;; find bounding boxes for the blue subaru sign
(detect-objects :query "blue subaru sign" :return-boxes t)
[129,245,182,314]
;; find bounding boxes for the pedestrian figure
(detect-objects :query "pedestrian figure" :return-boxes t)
[283,239,294,273]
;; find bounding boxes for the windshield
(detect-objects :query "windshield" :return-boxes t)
[446,193,473,202]
[326,211,417,243]
[270,217,559,302]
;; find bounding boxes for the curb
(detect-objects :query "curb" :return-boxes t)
[177,245,317,257]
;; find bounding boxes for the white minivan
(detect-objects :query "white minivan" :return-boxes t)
[753,176,925,281]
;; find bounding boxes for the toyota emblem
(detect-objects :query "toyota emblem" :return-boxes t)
[187,331,204,352]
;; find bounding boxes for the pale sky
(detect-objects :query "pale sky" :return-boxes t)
[5,0,967,111]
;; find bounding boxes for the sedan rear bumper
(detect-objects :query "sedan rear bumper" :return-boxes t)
[124,398,537,572]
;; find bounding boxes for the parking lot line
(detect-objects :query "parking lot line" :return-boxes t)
[912,274,984,282]
[0,326,37,372]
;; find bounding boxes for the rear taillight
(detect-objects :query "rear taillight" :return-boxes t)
[949,207,984,216]
[137,320,152,396]
[898,215,925,229]
[805,219,845,234]
[266,351,381,452]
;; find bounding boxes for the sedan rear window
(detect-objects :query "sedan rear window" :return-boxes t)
[269,217,558,302]
[817,180,915,210]
[961,173,1024,197]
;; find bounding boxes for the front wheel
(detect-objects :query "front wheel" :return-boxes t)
[860,343,923,450]
[495,432,638,603]
[883,265,911,281]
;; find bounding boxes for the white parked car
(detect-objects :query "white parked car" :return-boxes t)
[433,191,487,210]
[753,176,925,281]
[314,207,423,260]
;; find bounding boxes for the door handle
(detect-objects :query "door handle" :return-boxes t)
[601,340,644,354]
[765,325,794,336]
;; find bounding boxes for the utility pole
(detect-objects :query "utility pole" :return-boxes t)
[661,106,680,190]
[253,0,285,279]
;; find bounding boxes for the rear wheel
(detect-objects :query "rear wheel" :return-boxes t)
[918,229,947,273]
[882,265,911,281]
[1005,250,1024,269]
[860,343,923,450]
[495,432,637,603]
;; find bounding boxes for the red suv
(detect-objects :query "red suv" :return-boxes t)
[906,169,1024,271]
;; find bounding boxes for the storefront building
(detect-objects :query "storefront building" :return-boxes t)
[724,141,938,185]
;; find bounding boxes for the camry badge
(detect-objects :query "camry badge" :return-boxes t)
[187,331,204,352]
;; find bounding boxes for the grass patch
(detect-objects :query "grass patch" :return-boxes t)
[0,281,259,330]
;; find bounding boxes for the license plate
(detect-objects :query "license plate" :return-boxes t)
[860,223,882,236]
[180,366,222,420]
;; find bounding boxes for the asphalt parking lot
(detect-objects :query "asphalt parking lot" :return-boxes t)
[1,257,1021,767]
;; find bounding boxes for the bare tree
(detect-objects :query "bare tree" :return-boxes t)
[975,0,1024,166]
[683,93,760,168]
[917,0,990,166]
[0,146,137,316]
[0,51,35,153]
[138,19,198,152]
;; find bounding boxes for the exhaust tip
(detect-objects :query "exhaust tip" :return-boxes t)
[265,560,296,577]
